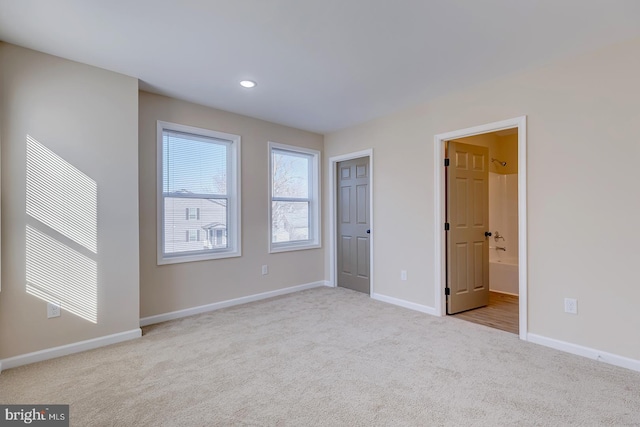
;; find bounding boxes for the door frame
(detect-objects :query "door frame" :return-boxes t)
[328,149,374,294]
[433,116,528,340]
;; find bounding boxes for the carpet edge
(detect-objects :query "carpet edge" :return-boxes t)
[140,280,330,327]
[0,328,142,373]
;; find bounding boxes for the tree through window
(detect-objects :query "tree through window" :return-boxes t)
[269,142,320,252]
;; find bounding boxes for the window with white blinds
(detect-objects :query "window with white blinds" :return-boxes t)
[268,141,320,253]
[157,121,241,264]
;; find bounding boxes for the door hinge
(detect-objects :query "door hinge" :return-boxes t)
[444,158,450,167]
[444,222,450,231]
[445,287,450,296]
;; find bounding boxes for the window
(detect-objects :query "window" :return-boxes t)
[268,142,320,252]
[158,121,241,264]
[186,207,200,220]
[187,229,199,242]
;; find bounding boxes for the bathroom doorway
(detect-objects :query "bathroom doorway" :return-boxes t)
[446,129,519,333]
[434,117,527,338]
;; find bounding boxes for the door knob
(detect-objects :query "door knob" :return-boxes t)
[366,229,371,234]
[484,231,492,237]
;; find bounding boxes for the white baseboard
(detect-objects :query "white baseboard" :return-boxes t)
[140,281,330,327]
[527,333,640,373]
[372,292,439,316]
[0,328,142,373]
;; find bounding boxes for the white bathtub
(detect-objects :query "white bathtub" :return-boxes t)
[489,257,519,295]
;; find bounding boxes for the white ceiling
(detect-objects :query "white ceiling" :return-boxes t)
[1,1,639,134]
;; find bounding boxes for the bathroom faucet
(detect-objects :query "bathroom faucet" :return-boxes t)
[494,231,505,242]
[495,246,507,251]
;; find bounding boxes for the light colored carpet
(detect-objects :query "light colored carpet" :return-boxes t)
[1,287,639,426]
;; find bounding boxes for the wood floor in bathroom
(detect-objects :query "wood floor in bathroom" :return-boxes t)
[453,291,519,334]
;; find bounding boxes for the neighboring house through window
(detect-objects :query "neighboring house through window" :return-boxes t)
[158,121,241,264]
[268,141,320,252]
[186,207,200,220]
[215,229,224,245]
[187,229,199,242]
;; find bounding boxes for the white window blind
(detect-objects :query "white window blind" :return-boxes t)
[158,122,241,264]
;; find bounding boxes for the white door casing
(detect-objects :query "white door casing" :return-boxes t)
[434,116,528,340]
[329,150,374,294]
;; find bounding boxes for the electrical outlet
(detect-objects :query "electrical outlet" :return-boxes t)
[564,298,577,314]
[47,302,61,318]
[261,265,268,275]
[400,270,407,281]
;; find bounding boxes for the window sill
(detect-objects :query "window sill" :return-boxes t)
[157,250,241,265]
[269,242,321,254]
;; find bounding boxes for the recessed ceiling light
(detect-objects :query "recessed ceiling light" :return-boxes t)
[240,80,256,88]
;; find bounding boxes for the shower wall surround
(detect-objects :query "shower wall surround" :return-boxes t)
[489,173,518,262]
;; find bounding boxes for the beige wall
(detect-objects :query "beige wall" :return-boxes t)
[0,44,140,359]
[139,92,324,318]
[324,37,640,360]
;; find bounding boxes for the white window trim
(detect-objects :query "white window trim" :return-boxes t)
[268,141,321,253]
[157,121,241,265]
